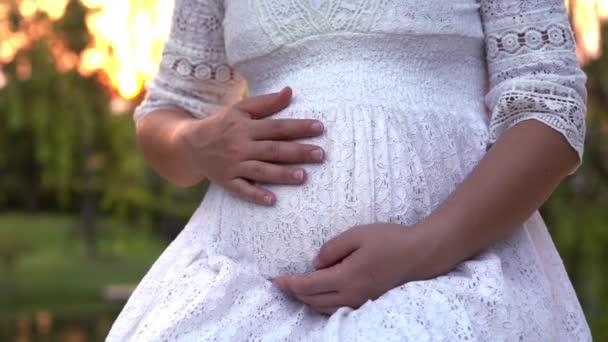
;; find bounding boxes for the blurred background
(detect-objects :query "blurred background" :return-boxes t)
[0,0,606,341]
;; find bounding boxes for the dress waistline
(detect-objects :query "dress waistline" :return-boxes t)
[236,33,489,110]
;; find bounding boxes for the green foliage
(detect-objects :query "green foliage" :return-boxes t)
[542,24,608,340]
[545,190,608,340]
[0,230,33,270]
[0,0,606,339]
[0,0,205,228]
[0,213,165,317]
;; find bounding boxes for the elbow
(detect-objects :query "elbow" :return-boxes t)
[524,119,583,176]
[148,164,206,188]
[169,176,204,188]
[134,115,206,188]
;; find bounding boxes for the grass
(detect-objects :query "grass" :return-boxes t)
[0,212,167,319]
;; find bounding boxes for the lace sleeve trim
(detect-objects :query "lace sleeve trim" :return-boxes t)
[133,0,245,123]
[481,1,587,172]
[486,22,575,63]
[160,53,236,83]
[488,82,586,160]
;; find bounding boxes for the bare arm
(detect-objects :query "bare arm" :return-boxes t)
[417,120,578,276]
[416,0,587,275]
[274,0,588,312]
[133,0,325,202]
[274,121,581,314]
[134,87,326,205]
[135,109,204,188]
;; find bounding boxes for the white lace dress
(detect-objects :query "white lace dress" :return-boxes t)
[106,0,591,340]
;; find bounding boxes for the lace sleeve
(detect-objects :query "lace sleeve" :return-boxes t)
[480,0,588,174]
[133,0,246,123]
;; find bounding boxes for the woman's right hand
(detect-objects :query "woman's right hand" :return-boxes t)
[176,86,325,206]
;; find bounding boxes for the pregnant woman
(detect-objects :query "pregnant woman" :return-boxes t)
[107,0,591,340]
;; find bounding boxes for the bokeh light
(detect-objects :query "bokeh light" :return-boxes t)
[0,0,606,98]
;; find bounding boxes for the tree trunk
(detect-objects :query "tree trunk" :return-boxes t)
[79,192,98,258]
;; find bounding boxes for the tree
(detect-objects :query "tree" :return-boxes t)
[0,0,203,257]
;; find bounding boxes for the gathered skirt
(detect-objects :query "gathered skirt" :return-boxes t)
[106,101,590,341]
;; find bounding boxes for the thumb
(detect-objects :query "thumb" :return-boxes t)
[235,86,292,119]
[313,230,360,269]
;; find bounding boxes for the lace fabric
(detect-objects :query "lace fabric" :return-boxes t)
[480,0,587,172]
[135,0,586,170]
[251,0,386,45]
[112,0,591,341]
[133,0,245,122]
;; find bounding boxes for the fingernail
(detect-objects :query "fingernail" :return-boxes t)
[264,195,273,205]
[311,121,323,133]
[311,148,324,162]
[292,169,304,181]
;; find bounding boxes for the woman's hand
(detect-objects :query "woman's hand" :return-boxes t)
[173,86,326,206]
[273,222,442,315]
[273,120,580,316]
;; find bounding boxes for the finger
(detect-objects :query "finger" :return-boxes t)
[313,229,361,269]
[248,141,324,164]
[280,264,347,295]
[239,160,307,185]
[250,118,324,141]
[234,86,292,119]
[295,291,343,307]
[226,178,275,206]
[312,306,341,315]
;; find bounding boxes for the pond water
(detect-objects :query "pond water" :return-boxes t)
[0,310,120,342]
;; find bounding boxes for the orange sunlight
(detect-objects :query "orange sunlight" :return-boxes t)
[0,0,606,99]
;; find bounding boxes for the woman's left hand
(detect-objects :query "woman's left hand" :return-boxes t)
[272,222,442,315]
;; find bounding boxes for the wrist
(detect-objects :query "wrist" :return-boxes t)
[409,217,467,278]
[170,116,209,186]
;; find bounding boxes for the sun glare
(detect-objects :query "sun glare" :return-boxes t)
[0,0,606,99]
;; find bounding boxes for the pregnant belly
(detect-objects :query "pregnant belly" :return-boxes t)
[213,103,489,279]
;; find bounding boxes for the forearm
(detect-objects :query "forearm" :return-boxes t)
[418,120,579,275]
[135,109,206,187]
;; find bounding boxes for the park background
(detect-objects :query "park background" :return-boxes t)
[1,0,607,341]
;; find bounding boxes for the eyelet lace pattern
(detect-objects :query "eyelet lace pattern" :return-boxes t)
[112,1,591,341]
[481,0,587,169]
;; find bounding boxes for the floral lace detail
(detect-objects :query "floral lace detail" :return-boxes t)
[160,54,235,82]
[109,0,591,341]
[485,23,575,61]
[133,0,244,122]
[252,0,386,45]
[481,0,587,172]
[488,82,586,154]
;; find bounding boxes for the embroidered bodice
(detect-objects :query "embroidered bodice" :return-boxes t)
[135,0,587,172]
[106,2,592,341]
